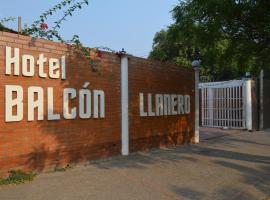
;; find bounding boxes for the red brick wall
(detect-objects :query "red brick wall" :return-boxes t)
[0,31,195,176]
[129,57,195,152]
[0,31,121,176]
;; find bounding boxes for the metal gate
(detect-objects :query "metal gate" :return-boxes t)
[199,80,252,130]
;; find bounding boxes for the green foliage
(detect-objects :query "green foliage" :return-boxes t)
[0,22,5,31]
[0,17,17,33]
[0,170,36,185]
[23,0,89,42]
[1,1,117,72]
[0,17,16,25]
[149,0,270,81]
[21,0,117,72]
[22,0,105,72]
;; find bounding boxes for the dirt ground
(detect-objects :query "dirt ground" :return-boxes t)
[0,128,269,200]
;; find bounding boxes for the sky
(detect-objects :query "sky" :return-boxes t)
[0,0,179,58]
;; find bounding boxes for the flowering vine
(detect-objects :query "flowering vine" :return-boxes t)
[22,0,114,72]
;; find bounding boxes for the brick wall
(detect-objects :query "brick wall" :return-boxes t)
[0,31,195,176]
[129,57,195,152]
[0,31,122,176]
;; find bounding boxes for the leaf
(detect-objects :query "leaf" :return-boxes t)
[149,0,270,80]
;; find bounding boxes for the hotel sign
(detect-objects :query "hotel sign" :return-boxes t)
[3,46,191,123]
[3,46,105,122]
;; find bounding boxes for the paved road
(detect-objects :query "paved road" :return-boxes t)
[0,128,270,200]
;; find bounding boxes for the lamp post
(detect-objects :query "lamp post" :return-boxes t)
[192,59,200,144]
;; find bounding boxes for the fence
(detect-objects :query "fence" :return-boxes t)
[199,79,253,130]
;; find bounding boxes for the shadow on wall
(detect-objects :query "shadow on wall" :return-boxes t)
[16,43,194,174]
[17,45,122,173]
[128,117,194,153]
[128,62,196,152]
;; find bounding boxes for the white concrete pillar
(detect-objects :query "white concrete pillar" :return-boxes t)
[121,55,129,155]
[245,79,252,131]
[194,68,200,143]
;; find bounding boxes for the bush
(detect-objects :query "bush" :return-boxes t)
[0,170,36,185]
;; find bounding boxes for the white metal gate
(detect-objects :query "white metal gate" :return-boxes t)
[199,80,252,130]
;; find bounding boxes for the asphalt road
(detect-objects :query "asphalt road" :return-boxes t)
[0,128,269,200]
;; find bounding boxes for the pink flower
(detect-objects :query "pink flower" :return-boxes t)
[40,23,48,30]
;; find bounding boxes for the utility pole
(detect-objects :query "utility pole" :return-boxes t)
[192,60,201,143]
[260,70,264,130]
[18,16,22,33]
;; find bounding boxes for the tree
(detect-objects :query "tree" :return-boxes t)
[149,0,270,81]
[0,0,110,72]
[0,17,17,33]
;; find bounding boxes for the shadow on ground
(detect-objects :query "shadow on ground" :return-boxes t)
[92,140,270,169]
[90,145,197,170]
[170,185,206,200]
[91,129,270,199]
[214,160,270,198]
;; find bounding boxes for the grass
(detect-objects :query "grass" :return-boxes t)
[0,165,72,186]
[0,170,36,186]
